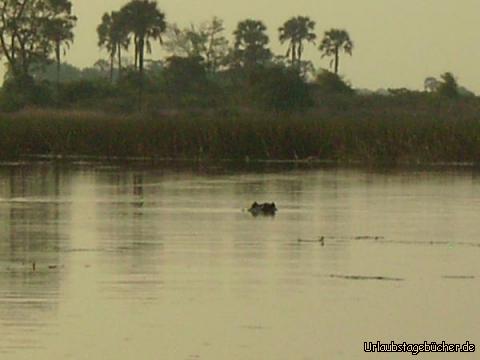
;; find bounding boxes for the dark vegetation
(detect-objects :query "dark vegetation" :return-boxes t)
[2,96,480,165]
[0,0,478,164]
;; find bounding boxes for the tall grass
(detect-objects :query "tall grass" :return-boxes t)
[1,96,480,165]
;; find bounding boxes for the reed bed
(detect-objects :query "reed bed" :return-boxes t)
[1,98,480,165]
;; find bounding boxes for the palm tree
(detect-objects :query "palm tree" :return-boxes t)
[111,11,130,76]
[233,19,271,69]
[97,13,117,82]
[43,0,77,85]
[319,29,353,74]
[97,11,130,82]
[45,17,76,84]
[278,16,316,67]
[120,0,166,79]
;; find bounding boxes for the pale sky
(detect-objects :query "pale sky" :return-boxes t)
[12,0,480,92]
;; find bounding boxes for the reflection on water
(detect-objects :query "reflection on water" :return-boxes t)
[0,162,479,359]
[0,165,67,355]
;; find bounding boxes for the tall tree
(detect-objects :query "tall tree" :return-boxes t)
[163,23,208,58]
[232,19,271,69]
[46,0,76,84]
[119,0,166,79]
[163,17,228,72]
[97,13,117,82]
[50,19,74,84]
[318,29,353,74]
[203,17,229,72]
[111,11,130,75]
[278,16,316,67]
[0,0,76,81]
[97,11,129,82]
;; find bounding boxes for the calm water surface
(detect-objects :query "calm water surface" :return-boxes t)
[0,162,478,359]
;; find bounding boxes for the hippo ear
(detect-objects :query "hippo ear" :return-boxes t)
[272,202,276,207]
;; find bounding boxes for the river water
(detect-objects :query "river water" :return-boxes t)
[0,162,478,359]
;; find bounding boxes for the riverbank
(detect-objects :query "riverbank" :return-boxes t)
[1,97,480,164]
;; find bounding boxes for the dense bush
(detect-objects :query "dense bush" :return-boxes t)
[437,72,459,99]
[314,70,353,95]
[247,65,313,112]
[162,56,225,108]
[0,75,55,111]
[58,79,116,105]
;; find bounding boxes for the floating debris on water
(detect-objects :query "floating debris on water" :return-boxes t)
[354,235,385,240]
[297,236,325,245]
[376,239,480,248]
[328,274,404,281]
[314,235,385,241]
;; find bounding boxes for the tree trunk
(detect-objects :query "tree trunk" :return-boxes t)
[20,43,29,77]
[207,33,214,72]
[139,37,144,79]
[134,36,138,70]
[118,45,122,78]
[110,53,114,83]
[298,42,303,65]
[334,47,339,74]
[0,32,16,72]
[291,43,295,66]
[138,37,145,110]
[10,36,15,62]
[55,41,61,85]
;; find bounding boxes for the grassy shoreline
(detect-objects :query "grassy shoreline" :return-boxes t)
[1,98,480,165]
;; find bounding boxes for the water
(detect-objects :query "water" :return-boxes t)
[0,162,478,359]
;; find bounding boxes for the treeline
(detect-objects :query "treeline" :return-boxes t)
[0,0,474,114]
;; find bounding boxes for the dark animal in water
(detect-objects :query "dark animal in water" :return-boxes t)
[248,202,277,216]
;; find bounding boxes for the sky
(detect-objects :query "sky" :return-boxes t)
[9,0,480,92]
